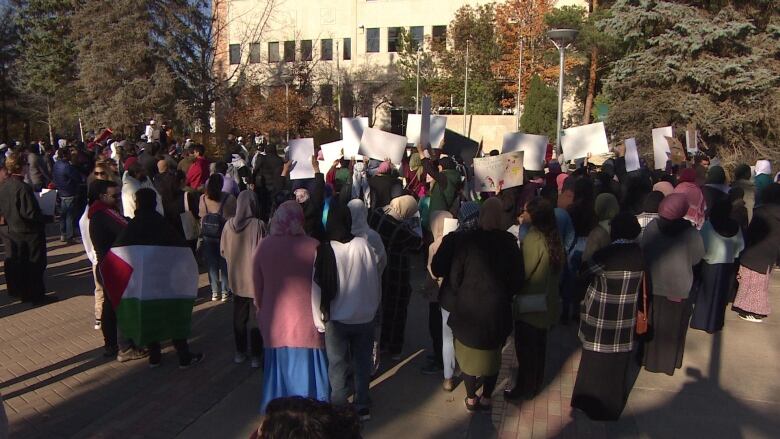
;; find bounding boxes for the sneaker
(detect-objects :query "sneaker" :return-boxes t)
[94,319,102,330]
[234,352,247,364]
[211,293,219,301]
[738,313,763,323]
[180,353,205,369]
[358,408,371,422]
[117,347,149,363]
[221,292,230,302]
[464,397,480,412]
[250,356,262,368]
[421,361,443,375]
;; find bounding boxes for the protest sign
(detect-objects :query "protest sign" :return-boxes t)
[666,136,686,165]
[501,132,548,171]
[406,114,448,149]
[37,189,56,216]
[625,138,640,172]
[560,122,609,160]
[652,126,673,169]
[473,151,524,193]
[686,124,698,153]
[320,140,344,165]
[288,138,315,180]
[443,218,459,236]
[358,127,407,164]
[341,117,368,158]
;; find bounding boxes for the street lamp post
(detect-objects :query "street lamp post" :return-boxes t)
[515,37,524,131]
[463,39,469,135]
[284,82,289,143]
[547,28,578,159]
[416,47,421,114]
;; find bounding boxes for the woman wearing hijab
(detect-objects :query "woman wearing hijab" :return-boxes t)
[640,193,704,375]
[347,199,387,374]
[582,193,619,262]
[636,191,664,240]
[702,166,729,218]
[754,160,772,205]
[733,183,780,322]
[434,198,523,410]
[403,152,427,198]
[200,174,237,302]
[674,171,707,230]
[652,181,674,197]
[252,201,327,413]
[221,191,267,366]
[731,164,755,224]
[367,194,422,359]
[690,200,744,333]
[505,197,564,400]
[572,212,644,420]
[315,201,381,421]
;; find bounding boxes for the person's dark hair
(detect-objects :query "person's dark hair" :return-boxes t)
[641,191,665,214]
[259,397,361,439]
[438,156,456,170]
[134,188,157,213]
[489,149,500,156]
[734,164,751,181]
[728,186,745,203]
[126,162,146,180]
[214,160,228,175]
[192,144,205,156]
[206,173,224,201]
[56,148,70,161]
[709,199,739,237]
[761,183,780,205]
[539,185,558,207]
[610,211,641,241]
[525,197,564,271]
[88,179,118,204]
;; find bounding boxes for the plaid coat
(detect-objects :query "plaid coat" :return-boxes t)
[579,242,644,353]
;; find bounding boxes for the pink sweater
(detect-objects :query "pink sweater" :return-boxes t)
[252,234,324,349]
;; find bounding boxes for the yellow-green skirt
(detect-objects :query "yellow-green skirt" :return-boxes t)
[454,339,501,377]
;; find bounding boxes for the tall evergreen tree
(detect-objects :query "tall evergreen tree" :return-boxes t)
[599,0,779,162]
[520,75,558,141]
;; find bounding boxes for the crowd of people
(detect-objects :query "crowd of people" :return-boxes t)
[1,123,778,435]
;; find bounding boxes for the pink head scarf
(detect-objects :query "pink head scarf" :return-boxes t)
[377,161,392,175]
[652,181,674,197]
[270,200,305,236]
[556,173,569,194]
[673,182,706,229]
[658,193,690,221]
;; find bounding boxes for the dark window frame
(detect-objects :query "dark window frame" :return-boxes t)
[248,42,261,64]
[343,37,352,60]
[283,41,296,62]
[432,25,447,51]
[301,40,313,61]
[321,39,333,61]
[268,42,280,63]
[229,44,241,65]
[388,27,402,53]
[366,28,380,53]
[410,26,424,50]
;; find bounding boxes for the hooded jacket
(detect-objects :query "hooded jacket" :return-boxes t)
[221,191,266,297]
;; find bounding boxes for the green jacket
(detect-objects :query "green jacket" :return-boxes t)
[428,169,461,214]
[514,228,561,328]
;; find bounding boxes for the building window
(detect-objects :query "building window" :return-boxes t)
[284,41,295,62]
[268,42,279,62]
[388,27,401,52]
[248,43,261,64]
[320,84,333,106]
[229,44,241,65]
[366,28,380,53]
[343,38,351,60]
[321,39,333,60]
[301,40,313,61]
[432,25,446,51]
[410,26,424,50]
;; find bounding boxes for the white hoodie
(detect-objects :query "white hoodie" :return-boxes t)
[121,171,164,218]
[327,236,382,325]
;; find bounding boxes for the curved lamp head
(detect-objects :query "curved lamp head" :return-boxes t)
[547,28,579,46]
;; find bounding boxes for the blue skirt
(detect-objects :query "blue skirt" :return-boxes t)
[260,347,330,413]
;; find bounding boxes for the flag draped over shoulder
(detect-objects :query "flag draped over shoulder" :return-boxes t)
[100,211,198,346]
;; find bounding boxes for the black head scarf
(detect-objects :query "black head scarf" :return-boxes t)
[642,191,665,214]
[325,201,354,243]
[611,211,641,241]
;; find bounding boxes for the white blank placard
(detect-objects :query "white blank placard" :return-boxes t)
[320,140,344,166]
[358,128,407,164]
[501,132,548,171]
[443,218,459,236]
[406,115,448,148]
[288,138,315,180]
[652,126,673,169]
[560,122,609,160]
[341,117,368,158]
[625,138,640,172]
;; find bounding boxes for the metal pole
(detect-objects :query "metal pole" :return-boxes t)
[336,41,341,124]
[516,37,524,131]
[463,40,469,135]
[78,117,85,143]
[416,48,421,114]
[555,42,565,158]
[285,83,289,143]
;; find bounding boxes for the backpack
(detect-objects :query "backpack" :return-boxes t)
[200,195,226,240]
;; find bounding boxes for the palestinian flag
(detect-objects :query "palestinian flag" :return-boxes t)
[100,244,199,345]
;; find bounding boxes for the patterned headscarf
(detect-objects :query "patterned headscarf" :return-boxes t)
[294,188,310,204]
[457,201,480,231]
[673,183,706,228]
[270,200,305,236]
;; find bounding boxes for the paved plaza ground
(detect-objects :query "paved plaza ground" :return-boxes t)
[2,232,780,438]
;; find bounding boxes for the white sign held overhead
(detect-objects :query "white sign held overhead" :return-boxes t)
[442,218,459,236]
[560,122,609,161]
[358,127,407,164]
[430,116,447,149]
[341,117,368,158]
[319,140,344,165]
[288,138,315,180]
[406,114,448,148]
[652,126,673,169]
[501,132,548,171]
[624,138,640,172]
[686,125,698,153]
[473,151,525,193]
